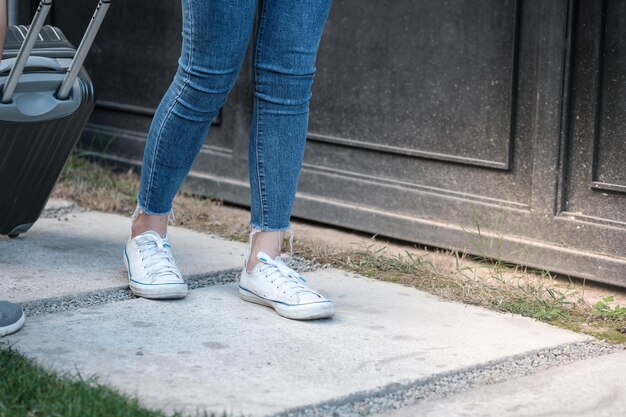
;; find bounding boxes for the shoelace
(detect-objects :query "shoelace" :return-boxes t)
[259,256,322,299]
[136,234,180,280]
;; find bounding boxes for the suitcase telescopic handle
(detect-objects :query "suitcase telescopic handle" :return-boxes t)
[1,0,53,103]
[0,0,111,104]
[57,0,111,100]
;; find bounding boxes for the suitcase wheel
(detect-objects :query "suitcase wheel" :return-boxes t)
[7,223,33,238]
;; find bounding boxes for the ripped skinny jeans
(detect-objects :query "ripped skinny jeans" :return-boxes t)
[136,0,333,231]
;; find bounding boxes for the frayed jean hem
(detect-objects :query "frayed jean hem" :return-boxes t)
[131,205,176,222]
[248,222,291,232]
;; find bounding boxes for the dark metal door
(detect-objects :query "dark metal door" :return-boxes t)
[41,0,625,286]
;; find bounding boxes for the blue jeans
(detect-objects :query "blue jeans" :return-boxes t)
[136,0,333,231]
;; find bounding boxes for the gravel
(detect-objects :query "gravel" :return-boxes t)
[40,199,86,220]
[285,256,327,273]
[273,341,624,417]
[186,269,240,289]
[21,270,241,317]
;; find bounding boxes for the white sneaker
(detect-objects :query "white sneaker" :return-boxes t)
[124,231,188,299]
[239,251,334,320]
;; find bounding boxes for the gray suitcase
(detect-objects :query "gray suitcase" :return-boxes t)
[0,0,111,237]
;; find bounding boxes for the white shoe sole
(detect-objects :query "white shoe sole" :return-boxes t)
[0,310,25,337]
[129,280,188,299]
[239,287,334,320]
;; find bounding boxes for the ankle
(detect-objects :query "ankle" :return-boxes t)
[246,231,285,273]
[131,213,168,238]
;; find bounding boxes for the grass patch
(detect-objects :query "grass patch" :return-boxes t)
[53,154,626,345]
[0,346,214,417]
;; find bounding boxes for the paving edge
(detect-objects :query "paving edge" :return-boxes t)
[20,269,241,317]
[273,340,625,417]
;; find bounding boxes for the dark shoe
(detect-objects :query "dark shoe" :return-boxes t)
[0,301,25,336]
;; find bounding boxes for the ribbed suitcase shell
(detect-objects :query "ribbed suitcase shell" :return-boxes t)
[0,26,96,236]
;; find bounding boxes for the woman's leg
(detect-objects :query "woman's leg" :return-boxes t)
[246,0,333,270]
[132,0,258,238]
[126,0,258,300]
[238,0,334,320]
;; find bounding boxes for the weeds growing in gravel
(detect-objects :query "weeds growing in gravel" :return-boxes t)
[593,296,626,320]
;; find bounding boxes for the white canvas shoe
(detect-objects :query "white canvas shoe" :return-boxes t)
[239,251,334,320]
[124,231,188,299]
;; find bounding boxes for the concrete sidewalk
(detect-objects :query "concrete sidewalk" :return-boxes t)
[1,200,622,416]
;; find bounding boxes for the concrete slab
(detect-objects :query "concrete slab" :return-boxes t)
[379,349,626,417]
[0,205,247,303]
[7,269,589,416]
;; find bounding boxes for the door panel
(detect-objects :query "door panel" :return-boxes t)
[562,0,626,227]
[594,0,626,192]
[309,0,519,169]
